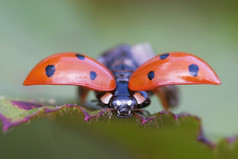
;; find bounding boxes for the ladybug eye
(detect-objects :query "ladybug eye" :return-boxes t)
[127,100,132,106]
[116,100,121,106]
[110,98,122,108]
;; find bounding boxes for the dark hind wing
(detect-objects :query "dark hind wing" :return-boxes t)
[97,44,134,69]
[97,43,156,70]
[130,43,156,66]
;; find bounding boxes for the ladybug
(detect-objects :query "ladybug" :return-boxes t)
[24,44,221,118]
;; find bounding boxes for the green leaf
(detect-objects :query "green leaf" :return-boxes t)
[1,99,238,158]
[0,99,102,132]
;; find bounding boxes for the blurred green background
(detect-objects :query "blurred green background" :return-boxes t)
[0,0,238,156]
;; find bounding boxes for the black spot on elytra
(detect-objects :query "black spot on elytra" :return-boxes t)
[147,71,155,80]
[189,64,199,77]
[160,53,169,60]
[90,71,97,80]
[76,54,85,60]
[45,65,55,77]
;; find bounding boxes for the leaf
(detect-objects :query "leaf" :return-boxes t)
[0,99,102,132]
[1,99,238,158]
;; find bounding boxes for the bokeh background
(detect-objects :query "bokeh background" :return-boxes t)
[0,0,238,158]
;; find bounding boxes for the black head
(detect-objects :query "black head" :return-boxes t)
[109,96,137,118]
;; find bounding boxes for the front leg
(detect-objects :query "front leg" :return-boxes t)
[77,86,90,106]
[77,86,102,110]
[153,85,179,111]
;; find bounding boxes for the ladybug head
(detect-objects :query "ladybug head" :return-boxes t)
[110,96,137,118]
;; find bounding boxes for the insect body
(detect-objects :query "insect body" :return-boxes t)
[24,44,221,118]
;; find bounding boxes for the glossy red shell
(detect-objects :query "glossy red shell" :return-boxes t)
[24,53,116,91]
[129,52,221,91]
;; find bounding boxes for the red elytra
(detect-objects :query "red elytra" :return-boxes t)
[128,52,221,91]
[23,53,116,91]
[23,45,221,118]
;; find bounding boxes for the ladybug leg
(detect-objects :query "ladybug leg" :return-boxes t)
[153,85,179,111]
[77,86,90,106]
[77,86,105,110]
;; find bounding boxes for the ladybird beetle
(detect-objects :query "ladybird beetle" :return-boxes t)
[24,43,221,118]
